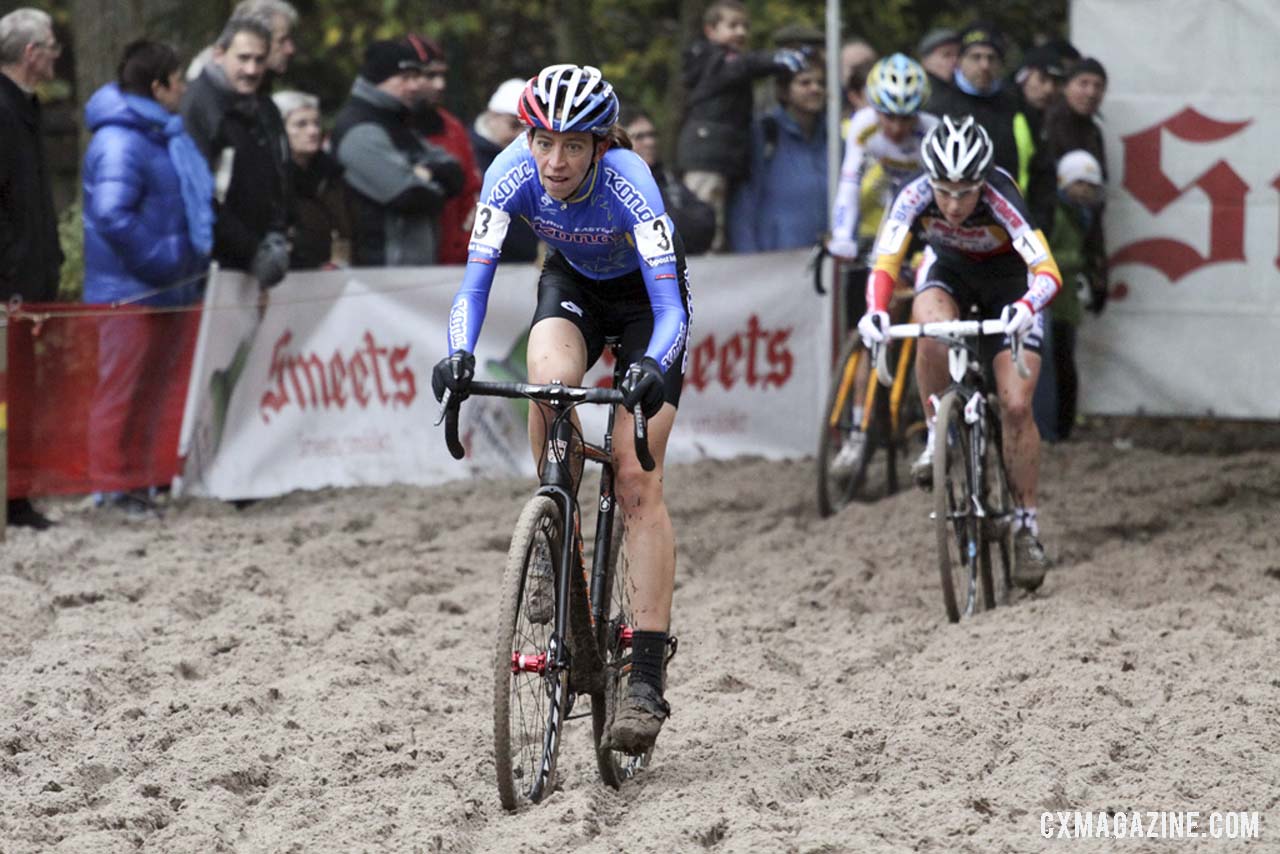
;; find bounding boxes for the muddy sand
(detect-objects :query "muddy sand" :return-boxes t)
[2,434,1278,853]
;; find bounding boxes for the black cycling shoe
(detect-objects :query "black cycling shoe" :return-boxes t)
[609,679,670,756]
[8,499,54,530]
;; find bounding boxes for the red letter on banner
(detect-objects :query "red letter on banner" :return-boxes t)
[1110,107,1250,282]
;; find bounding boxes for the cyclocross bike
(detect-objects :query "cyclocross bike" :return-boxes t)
[871,318,1028,622]
[442,345,671,810]
[816,283,925,516]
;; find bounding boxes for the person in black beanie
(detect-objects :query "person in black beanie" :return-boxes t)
[330,39,463,266]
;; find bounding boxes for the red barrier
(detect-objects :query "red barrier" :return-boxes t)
[7,304,199,497]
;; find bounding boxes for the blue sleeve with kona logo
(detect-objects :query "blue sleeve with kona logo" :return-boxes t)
[447,139,688,372]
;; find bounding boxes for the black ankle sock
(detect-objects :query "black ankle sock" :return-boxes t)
[630,630,667,692]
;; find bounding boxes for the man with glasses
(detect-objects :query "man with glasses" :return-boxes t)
[858,115,1062,591]
[0,8,64,529]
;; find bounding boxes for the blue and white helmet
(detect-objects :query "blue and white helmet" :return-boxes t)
[518,64,619,136]
[866,53,929,116]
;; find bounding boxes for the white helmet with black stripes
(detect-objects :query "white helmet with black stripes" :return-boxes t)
[921,115,994,183]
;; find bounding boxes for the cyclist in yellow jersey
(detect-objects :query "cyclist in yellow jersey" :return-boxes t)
[859,115,1061,588]
[826,54,936,474]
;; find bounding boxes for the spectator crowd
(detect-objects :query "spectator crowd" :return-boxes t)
[0,0,1111,527]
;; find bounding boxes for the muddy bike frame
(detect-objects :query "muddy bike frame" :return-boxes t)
[442,349,654,804]
[444,365,654,648]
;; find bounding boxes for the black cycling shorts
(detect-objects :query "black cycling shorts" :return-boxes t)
[531,241,693,408]
[914,248,1045,354]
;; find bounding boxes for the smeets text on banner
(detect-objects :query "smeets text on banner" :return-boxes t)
[177,251,824,500]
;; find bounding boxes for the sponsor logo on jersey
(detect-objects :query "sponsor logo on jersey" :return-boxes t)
[661,321,687,371]
[603,166,658,222]
[894,176,932,217]
[919,217,1011,254]
[487,160,536,207]
[448,301,468,351]
[531,221,620,246]
[983,184,1028,233]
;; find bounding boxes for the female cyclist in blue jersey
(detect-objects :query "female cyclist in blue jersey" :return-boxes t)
[431,64,690,755]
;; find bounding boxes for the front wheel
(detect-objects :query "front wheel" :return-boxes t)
[933,391,982,623]
[817,337,880,515]
[494,496,569,810]
[979,397,1016,607]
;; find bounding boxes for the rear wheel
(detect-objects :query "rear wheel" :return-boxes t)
[933,391,983,623]
[494,496,569,810]
[817,338,884,515]
[592,524,654,784]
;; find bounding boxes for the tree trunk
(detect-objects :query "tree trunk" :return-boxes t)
[548,0,598,68]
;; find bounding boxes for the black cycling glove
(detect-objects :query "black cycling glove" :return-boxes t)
[432,350,476,403]
[620,356,666,419]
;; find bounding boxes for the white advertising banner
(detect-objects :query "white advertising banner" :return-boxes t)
[1071,0,1280,418]
[177,250,824,499]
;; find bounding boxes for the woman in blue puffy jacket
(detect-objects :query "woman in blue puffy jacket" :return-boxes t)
[82,41,214,513]
[82,40,213,306]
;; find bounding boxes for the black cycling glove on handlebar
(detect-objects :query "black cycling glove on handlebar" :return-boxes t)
[620,356,666,419]
[432,350,476,403]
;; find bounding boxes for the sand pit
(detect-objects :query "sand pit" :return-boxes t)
[2,435,1277,852]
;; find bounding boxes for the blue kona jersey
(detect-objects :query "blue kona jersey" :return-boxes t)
[447,135,688,371]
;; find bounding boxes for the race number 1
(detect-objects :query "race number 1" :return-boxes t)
[470,203,511,253]
[875,220,910,257]
[634,214,677,266]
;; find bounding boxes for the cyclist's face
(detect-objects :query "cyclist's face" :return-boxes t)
[931,180,983,225]
[530,128,605,200]
[877,112,915,143]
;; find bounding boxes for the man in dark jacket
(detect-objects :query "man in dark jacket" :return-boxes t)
[927,22,1056,233]
[0,8,63,304]
[916,27,960,96]
[331,39,463,267]
[0,8,64,530]
[181,17,291,287]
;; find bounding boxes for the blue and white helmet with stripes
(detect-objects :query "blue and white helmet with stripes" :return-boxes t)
[866,53,930,116]
[517,64,619,136]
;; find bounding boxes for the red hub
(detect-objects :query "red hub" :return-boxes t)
[511,651,547,674]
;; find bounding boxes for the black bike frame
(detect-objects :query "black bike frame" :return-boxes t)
[443,349,652,686]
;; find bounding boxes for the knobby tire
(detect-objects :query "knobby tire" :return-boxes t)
[494,496,569,810]
[933,391,982,623]
[591,524,654,785]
